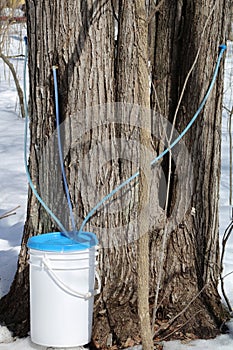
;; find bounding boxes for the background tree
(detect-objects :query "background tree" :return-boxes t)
[0,0,26,118]
[0,0,230,348]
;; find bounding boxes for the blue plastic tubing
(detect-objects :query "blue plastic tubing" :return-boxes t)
[23,38,68,235]
[78,44,227,233]
[23,39,226,239]
[52,66,76,233]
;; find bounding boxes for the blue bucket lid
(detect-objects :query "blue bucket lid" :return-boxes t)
[27,231,98,252]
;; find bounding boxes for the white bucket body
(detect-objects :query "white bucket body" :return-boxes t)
[28,237,99,348]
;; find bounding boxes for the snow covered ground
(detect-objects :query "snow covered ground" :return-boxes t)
[0,22,233,350]
[0,20,28,299]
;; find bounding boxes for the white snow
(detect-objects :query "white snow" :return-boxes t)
[0,21,28,299]
[0,22,233,350]
[0,326,14,344]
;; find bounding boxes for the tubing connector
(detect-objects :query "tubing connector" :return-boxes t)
[219,44,227,52]
[84,292,93,300]
[24,36,28,45]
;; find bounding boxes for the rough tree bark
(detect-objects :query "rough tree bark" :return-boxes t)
[150,0,230,339]
[0,0,230,348]
[116,1,154,349]
[0,0,116,339]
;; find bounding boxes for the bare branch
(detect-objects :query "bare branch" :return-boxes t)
[153,285,207,338]
[152,263,233,339]
[220,221,233,312]
[0,51,25,118]
[0,205,20,220]
[223,105,233,114]
[222,269,233,280]
[5,54,25,59]
[148,0,165,23]
[160,309,202,341]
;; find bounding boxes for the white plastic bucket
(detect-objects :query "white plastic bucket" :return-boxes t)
[27,232,100,348]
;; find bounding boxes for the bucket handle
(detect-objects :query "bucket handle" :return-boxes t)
[42,256,101,300]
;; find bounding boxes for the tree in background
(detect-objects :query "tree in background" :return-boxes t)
[0,0,26,118]
[0,0,230,349]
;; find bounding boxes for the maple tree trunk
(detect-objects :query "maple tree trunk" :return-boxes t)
[150,0,230,339]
